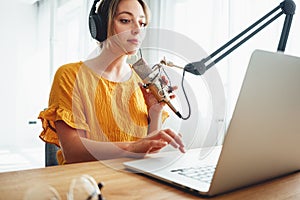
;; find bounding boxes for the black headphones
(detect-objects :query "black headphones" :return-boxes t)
[89,0,111,42]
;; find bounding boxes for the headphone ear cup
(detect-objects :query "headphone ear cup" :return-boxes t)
[89,15,99,40]
[89,14,107,42]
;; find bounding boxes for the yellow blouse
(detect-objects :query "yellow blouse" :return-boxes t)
[39,62,162,164]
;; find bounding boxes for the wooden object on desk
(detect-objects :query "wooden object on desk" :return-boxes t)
[1,159,300,200]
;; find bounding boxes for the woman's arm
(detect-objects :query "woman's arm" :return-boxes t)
[55,120,185,164]
[147,103,163,133]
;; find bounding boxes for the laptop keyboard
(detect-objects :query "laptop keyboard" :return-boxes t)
[171,165,216,184]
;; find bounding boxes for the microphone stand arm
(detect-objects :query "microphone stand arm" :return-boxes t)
[184,0,296,75]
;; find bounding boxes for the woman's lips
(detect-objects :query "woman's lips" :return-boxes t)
[127,39,140,45]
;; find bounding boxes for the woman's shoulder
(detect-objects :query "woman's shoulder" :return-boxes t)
[52,61,84,86]
[56,61,83,75]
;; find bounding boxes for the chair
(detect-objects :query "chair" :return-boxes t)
[45,143,59,166]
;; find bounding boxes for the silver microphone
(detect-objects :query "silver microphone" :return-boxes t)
[132,58,182,119]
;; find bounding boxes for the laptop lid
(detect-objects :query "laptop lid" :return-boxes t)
[208,49,300,195]
[124,49,300,196]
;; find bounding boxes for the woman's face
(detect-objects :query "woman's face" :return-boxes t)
[111,0,147,54]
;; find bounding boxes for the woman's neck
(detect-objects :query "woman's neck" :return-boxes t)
[85,48,132,82]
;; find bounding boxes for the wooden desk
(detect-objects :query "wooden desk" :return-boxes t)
[1,158,300,200]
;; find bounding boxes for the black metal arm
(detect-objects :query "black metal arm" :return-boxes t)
[184,0,296,75]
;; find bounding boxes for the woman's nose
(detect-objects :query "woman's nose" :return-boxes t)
[131,22,141,35]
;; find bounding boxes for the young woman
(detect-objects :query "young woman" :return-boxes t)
[39,0,185,165]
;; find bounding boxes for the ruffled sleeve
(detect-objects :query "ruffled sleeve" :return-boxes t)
[38,63,90,146]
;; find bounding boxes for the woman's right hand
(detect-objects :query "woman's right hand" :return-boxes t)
[127,128,185,158]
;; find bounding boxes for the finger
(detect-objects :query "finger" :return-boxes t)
[161,76,169,85]
[148,130,186,153]
[169,94,176,99]
[146,140,167,153]
[176,133,186,153]
[148,130,176,147]
[170,85,178,91]
[167,85,178,93]
[179,146,186,153]
[154,130,180,149]
[163,129,185,149]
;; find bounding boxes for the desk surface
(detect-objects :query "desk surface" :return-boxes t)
[1,158,300,200]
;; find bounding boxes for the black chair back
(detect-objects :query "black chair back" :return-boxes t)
[45,143,59,166]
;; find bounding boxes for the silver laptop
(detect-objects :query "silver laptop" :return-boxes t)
[124,49,300,196]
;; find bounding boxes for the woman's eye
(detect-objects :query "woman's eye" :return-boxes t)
[140,22,147,27]
[120,19,131,24]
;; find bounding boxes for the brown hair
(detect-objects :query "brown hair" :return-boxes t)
[97,0,151,39]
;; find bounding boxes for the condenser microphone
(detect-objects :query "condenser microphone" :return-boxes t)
[132,58,182,119]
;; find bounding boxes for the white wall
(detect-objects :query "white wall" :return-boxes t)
[0,0,93,171]
[227,0,300,116]
[0,1,18,148]
[0,1,47,149]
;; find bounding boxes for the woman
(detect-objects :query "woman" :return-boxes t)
[38,0,185,165]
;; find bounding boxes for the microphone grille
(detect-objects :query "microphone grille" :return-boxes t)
[132,58,153,80]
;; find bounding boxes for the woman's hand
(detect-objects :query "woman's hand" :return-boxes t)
[127,128,185,158]
[139,76,178,110]
[139,76,179,134]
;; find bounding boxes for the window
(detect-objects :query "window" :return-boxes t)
[146,0,300,148]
